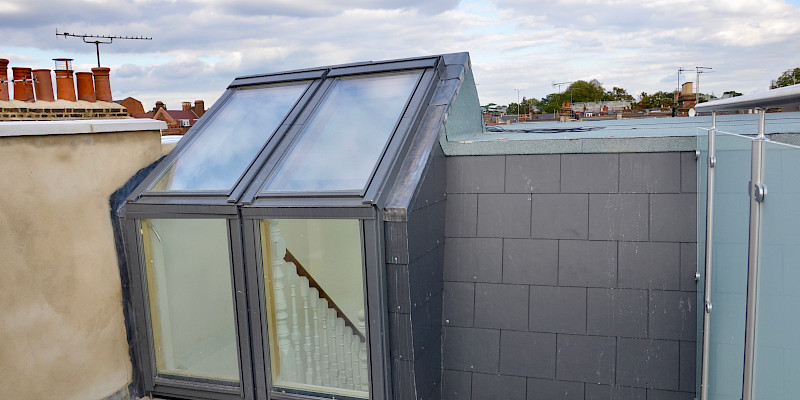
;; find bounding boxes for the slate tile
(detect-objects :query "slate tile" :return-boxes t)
[616,338,679,390]
[531,194,588,239]
[445,193,478,237]
[530,286,587,334]
[391,359,415,399]
[619,153,681,193]
[389,312,413,360]
[446,156,505,193]
[650,194,697,242]
[556,334,616,385]
[443,282,474,327]
[527,378,584,400]
[648,291,696,341]
[584,384,646,400]
[679,341,696,392]
[589,194,649,241]
[505,154,560,193]
[680,243,698,292]
[680,151,697,193]
[387,263,411,313]
[444,238,502,283]
[499,330,557,379]
[558,240,617,287]
[561,153,619,193]
[474,283,528,330]
[442,326,500,373]
[618,242,680,290]
[587,288,648,338]
[477,193,532,238]
[442,369,471,400]
[502,239,558,285]
[409,249,442,309]
[472,373,526,400]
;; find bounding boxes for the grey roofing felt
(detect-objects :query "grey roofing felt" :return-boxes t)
[440,112,800,155]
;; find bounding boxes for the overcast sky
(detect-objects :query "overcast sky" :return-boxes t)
[2,0,799,109]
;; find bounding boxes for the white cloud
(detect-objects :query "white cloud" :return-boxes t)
[1,0,798,107]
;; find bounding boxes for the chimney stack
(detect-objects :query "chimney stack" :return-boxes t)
[154,101,165,112]
[32,69,55,102]
[75,72,96,102]
[92,67,112,102]
[193,100,205,117]
[0,59,9,101]
[182,101,191,111]
[53,59,76,101]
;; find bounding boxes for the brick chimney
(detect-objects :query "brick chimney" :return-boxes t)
[53,58,76,101]
[92,67,112,102]
[32,69,55,102]
[0,59,9,101]
[182,101,191,111]
[75,72,96,102]
[193,100,205,117]
[154,101,165,112]
[12,67,34,102]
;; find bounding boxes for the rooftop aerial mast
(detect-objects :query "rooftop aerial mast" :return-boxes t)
[56,30,152,67]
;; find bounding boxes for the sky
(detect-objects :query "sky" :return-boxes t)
[2,0,799,109]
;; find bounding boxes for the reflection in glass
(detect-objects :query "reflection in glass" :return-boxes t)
[260,219,368,398]
[753,141,800,399]
[142,219,239,381]
[264,72,420,192]
[151,83,309,191]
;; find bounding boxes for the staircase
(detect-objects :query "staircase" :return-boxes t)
[266,220,369,395]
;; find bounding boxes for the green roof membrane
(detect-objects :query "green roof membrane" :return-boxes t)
[263,71,421,193]
[151,82,309,191]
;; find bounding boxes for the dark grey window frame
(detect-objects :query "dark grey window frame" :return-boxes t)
[240,206,389,400]
[121,54,446,400]
[123,212,254,400]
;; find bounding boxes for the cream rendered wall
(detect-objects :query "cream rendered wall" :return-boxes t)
[0,120,167,400]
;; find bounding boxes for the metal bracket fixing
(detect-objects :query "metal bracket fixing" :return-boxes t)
[705,301,712,313]
[753,184,766,203]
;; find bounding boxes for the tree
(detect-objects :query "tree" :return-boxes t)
[723,90,742,98]
[771,68,800,89]
[565,79,606,103]
[638,91,674,109]
[605,86,634,101]
[538,93,561,113]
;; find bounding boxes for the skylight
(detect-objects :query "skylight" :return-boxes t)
[263,71,421,193]
[150,82,309,191]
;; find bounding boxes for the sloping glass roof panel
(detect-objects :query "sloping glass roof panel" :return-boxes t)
[150,82,309,192]
[263,71,421,193]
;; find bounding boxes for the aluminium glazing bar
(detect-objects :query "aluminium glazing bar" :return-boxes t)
[700,112,717,400]
[742,109,767,400]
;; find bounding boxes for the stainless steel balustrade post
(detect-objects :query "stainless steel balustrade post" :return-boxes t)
[700,112,716,400]
[742,108,767,400]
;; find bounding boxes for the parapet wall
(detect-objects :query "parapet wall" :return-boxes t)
[0,119,166,400]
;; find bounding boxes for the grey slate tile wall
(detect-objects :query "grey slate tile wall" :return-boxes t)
[442,152,697,400]
[386,143,447,400]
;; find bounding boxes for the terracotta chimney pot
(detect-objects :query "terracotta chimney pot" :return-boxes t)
[54,69,77,101]
[12,67,34,102]
[75,72,96,102]
[32,69,55,102]
[0,59,9,101]
[91,67,112,102]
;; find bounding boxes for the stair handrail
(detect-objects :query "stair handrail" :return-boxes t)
[284,249,366,342]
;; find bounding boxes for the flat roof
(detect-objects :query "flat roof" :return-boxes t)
[441,112,800,155]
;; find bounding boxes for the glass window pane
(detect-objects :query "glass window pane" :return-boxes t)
[264,72,420,192]
[260,219,368,398]
[142,219,240,381]
[151,83,309,191]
